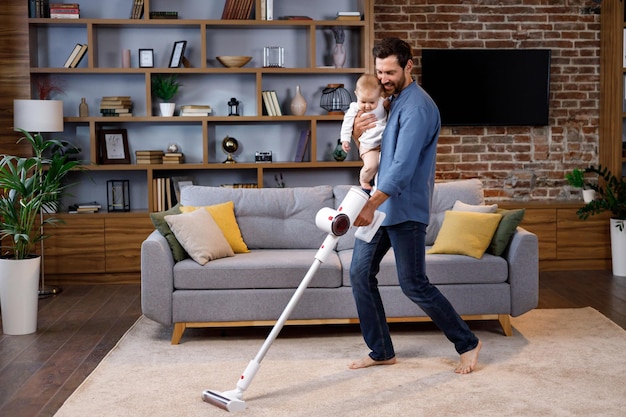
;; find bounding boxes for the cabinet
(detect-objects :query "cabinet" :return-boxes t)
[599,0,625,177]
[27,0,373,213]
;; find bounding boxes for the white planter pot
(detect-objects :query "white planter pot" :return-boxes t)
[582,189,596,203]
[159,103,176,117]
[610,219,626,277]
[0,256,40,335]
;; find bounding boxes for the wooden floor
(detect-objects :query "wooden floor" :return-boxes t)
[1,270,625,417]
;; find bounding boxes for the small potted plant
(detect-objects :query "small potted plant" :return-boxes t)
[565,168,596,203]
[573,165,626,277]
[151,74,182,117]
[0,130,80,334]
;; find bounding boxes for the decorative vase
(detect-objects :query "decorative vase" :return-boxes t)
[610,218,626,277]
[332,139,347,161]
[290,85,307,116]
[79,97,89,117]
[333,43,346,68]
[0,256,41,335]
[159,102,176,117]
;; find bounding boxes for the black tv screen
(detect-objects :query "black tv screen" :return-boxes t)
[421,49,551,126]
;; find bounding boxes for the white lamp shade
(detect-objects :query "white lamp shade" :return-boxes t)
[13,99,64,133]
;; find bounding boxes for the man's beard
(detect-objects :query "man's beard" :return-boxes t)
[382,73,406,96]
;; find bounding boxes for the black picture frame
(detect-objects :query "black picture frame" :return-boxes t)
[168,40,187,68]
[98,129,130,164]
[138,48,154,68]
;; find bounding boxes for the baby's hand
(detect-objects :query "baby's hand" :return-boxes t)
[341,142,351,152]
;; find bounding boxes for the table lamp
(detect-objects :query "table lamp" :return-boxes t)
[13,99,65,297]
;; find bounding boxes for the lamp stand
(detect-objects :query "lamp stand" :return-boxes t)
[38,198,61,298]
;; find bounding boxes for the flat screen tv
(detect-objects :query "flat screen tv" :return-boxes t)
[421,49,551,126]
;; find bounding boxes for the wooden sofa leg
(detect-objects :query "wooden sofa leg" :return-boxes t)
[171,322,186,345]
[498,314,513,336]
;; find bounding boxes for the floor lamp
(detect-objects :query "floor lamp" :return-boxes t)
[13,99,65,297]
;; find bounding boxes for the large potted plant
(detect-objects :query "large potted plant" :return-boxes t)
[571,165,626,277]
[151,74,182,117]
[0,129,79,335]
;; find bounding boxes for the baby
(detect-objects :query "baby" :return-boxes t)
[340,74,388,191]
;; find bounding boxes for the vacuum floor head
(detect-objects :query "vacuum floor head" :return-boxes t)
[202,389,246,412]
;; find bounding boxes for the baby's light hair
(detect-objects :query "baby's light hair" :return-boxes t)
[355,74,382,94]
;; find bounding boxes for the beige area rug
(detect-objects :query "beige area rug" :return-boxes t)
[55,308,626,417]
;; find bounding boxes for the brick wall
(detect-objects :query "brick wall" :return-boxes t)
[373,0,601,200]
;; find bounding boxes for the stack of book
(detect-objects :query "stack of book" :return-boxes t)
[150,11,178,19]
[68,201,101,214]
[100,96,132,117]
[221,0,255,20]
[180,104,212,117]
[336,11,361,21]
[129,0,144,19]
[63,43,88,68]
[50,3,80,19]
[136,150,164,164]
[261,91,282,116]
[163,152,184,164]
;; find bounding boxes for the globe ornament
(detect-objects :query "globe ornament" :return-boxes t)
[167,143,179,153]
[222,135,239,163]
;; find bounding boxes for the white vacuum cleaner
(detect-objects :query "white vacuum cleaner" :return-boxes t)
[202,186,385,412]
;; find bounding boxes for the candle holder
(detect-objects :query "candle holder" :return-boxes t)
[320,83,351,115]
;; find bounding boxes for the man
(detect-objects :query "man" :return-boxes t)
[349,37,481,374]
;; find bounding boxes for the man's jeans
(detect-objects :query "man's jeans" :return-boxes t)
[350,221,479,360]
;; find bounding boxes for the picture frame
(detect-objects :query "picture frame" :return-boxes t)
[171,175,195,202]
[138,48,154,68]
[98,129,130,164]
[168,40,187,68]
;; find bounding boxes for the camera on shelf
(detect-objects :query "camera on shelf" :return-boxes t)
[255,151,272,163]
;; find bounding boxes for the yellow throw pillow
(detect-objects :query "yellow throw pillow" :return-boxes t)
[180,201,249,253]
[427,211,503,259]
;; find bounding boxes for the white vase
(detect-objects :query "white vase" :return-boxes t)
[610,218,626,277]
[0,256,41,335]
[159,103,176,117]
[333,43,346,68]
[290,85,307,116]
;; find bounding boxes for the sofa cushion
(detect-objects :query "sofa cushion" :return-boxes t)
[487,208,526,256]
[149,203,188,262]
[165,208,234,265]
[427,211,502,259]
[180,201,249,253]
[452,200,497,213]
[339,248,509,287]
[173,249,342,290]
[426,179,485,245]
[180,185,333,249]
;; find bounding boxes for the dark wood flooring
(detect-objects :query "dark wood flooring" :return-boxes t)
[1,269,625,417]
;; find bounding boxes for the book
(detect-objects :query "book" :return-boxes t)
[69,43,87,68]
[294,129,310,162]
[262,91,275,116]
[266,0,273,20]
[51,13,80,19]
[150,11,178,19]
[269,90,282,116]
[49,8,79,13]
[337,11,361,16]
[63,43,82,68]
[135,150,164,156]
[278,16,313,20]
[336,15,361,21]
[50,3,79,7]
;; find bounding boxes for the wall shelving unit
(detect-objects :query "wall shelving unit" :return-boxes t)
[27,0,373,281]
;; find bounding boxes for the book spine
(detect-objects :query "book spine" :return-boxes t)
[266,0,273,20]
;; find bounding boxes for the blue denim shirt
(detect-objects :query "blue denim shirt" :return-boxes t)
[376,81,441,226]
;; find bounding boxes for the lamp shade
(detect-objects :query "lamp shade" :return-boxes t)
[13,99,64,133]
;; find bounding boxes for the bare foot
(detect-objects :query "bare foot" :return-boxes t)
[348,356,396,370]
[455,340,482,374]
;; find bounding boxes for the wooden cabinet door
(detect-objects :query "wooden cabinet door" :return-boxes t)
[43,217,106,274]
[105,215,154,273]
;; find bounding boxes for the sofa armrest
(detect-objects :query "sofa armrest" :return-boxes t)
[502,227,539,317]
[141,230,175,325]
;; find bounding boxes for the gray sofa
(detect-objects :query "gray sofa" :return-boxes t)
[141,179,538,344]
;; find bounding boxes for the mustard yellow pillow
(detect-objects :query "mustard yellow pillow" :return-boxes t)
[427,211,503,259]
[180,201,249,253]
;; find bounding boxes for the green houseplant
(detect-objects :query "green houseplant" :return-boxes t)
[571,165,626,277]
[566,168,596,203]
[152,74,182,116]
[0,129,80,259]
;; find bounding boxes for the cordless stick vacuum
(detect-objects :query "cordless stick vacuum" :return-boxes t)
[202,186,385,412]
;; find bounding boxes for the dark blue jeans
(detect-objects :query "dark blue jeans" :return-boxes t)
[349,221,479,361]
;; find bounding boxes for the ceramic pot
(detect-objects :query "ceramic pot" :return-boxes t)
[290,85,307,116]
[0,256,40,335]
[610,218,626,277]
[582,189,596,203]
[159,103,176,117]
